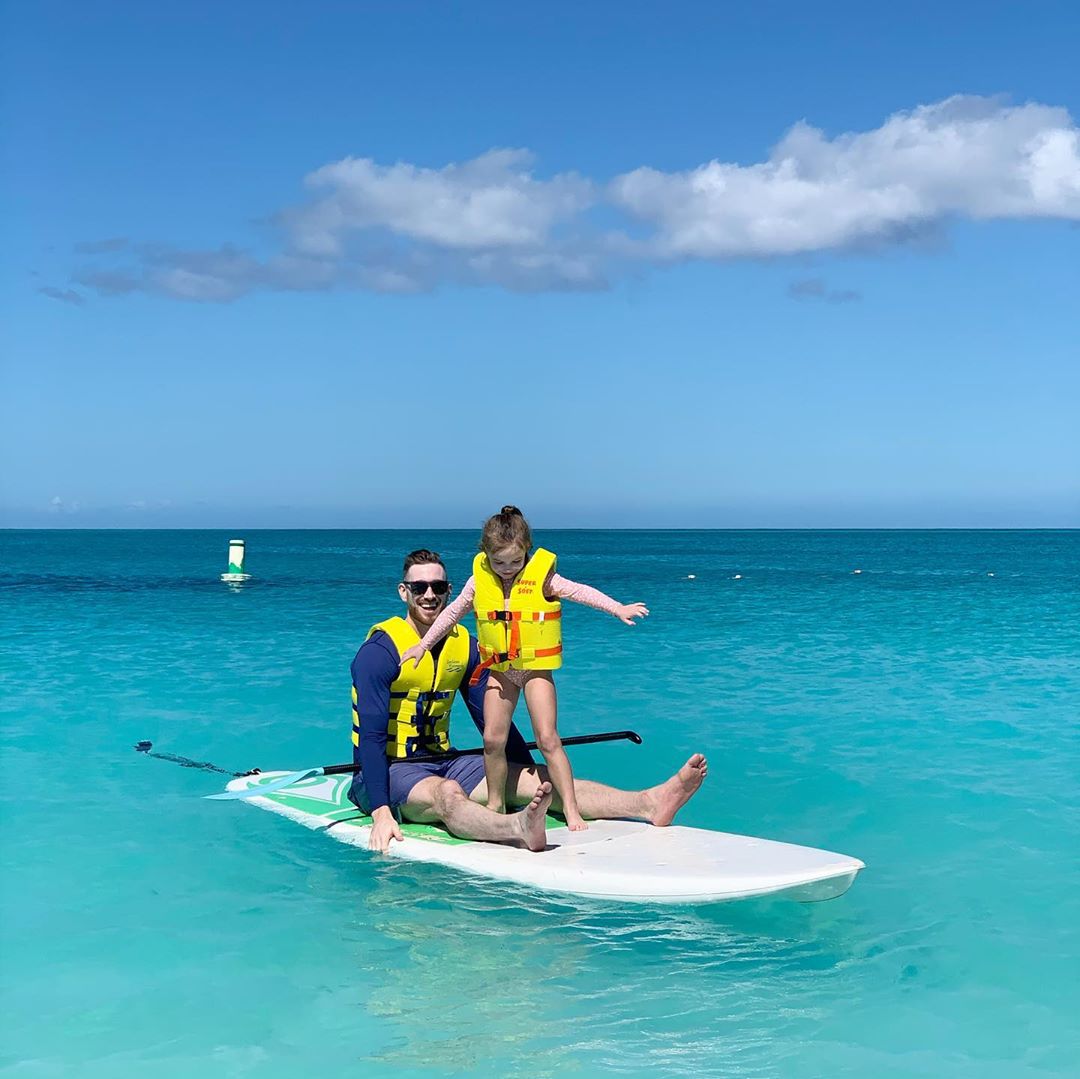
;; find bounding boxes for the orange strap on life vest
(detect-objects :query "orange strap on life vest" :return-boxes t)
[468,643,564,685]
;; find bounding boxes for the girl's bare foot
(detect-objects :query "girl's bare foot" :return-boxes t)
[513,781,553,851]
[565,814,589,832]
[646,754,708,826]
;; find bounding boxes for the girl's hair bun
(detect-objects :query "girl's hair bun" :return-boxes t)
[481,505,532,553]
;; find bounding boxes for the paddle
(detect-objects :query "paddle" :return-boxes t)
[203,729,643,801]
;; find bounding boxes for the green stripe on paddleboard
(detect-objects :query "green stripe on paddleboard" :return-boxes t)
[246,773,566,845]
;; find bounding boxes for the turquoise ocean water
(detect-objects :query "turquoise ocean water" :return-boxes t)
[2,529,1078,1078]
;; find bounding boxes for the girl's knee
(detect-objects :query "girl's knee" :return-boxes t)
[483,729,507,752]
[535,730,563,758]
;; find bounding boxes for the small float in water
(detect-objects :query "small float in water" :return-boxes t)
[220,538,252,583]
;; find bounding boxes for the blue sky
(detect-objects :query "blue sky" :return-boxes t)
[2,1,1078,528]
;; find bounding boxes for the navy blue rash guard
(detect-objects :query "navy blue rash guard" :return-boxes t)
[351,629,535,812]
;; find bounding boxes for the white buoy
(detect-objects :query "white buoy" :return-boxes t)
[220,538,252,583]
[732,574,742,580]
[687,574,696,579]
[852,569,863,575]
[987,572,995,577]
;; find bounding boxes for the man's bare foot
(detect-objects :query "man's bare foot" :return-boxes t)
[513,781,552,851]
[646,753,708,826]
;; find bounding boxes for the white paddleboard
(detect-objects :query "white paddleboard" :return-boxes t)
[225,771,864,904]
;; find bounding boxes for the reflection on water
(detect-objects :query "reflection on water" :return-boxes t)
[334,858,865,1077]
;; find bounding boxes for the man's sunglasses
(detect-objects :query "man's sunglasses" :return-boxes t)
[401,580,451,597]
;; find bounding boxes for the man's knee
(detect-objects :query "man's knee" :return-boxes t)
[431,778,468,816]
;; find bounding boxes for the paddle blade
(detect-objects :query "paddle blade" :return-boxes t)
[205,768,323,800]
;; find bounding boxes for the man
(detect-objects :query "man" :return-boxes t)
[351,548,708,853]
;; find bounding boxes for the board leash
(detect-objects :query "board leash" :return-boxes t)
[133,740,261,777]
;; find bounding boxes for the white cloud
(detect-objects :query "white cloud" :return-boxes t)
[609,96,1080,258]
[284,148,594,255]
[67,95,1080,301]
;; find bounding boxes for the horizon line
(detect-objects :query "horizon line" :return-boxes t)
[3,526,1078,534]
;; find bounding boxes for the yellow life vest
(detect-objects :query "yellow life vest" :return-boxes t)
[472,548,562,683]
[352,616,471,760]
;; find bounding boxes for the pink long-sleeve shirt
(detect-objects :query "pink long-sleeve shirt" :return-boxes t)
[419,572,621,652]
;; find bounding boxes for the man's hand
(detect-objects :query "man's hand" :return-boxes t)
[369,805,403,853]
[615,602,650,625]
[399,643,428,670]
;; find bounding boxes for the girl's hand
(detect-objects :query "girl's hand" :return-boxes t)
[615,602,649,626]
[399,643,428,670]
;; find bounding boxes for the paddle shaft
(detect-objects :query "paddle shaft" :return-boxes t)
[318,729,643,776]
[139,729,642,786]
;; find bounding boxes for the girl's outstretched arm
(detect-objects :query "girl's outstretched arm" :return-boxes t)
[399,578,477,669]
[546,573,649,625]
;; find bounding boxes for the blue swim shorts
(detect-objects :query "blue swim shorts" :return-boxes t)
[348,754,487,815]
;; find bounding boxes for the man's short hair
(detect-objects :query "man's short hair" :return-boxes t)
[402,549,445,578]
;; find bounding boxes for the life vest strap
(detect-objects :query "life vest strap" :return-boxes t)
[468,644,563,685]
[484,609,562,623]
[389,690,452,701]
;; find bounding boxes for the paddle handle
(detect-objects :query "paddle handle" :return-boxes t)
[318,729,642,777]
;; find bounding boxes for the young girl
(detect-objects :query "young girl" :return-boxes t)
[399,506,648,830]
